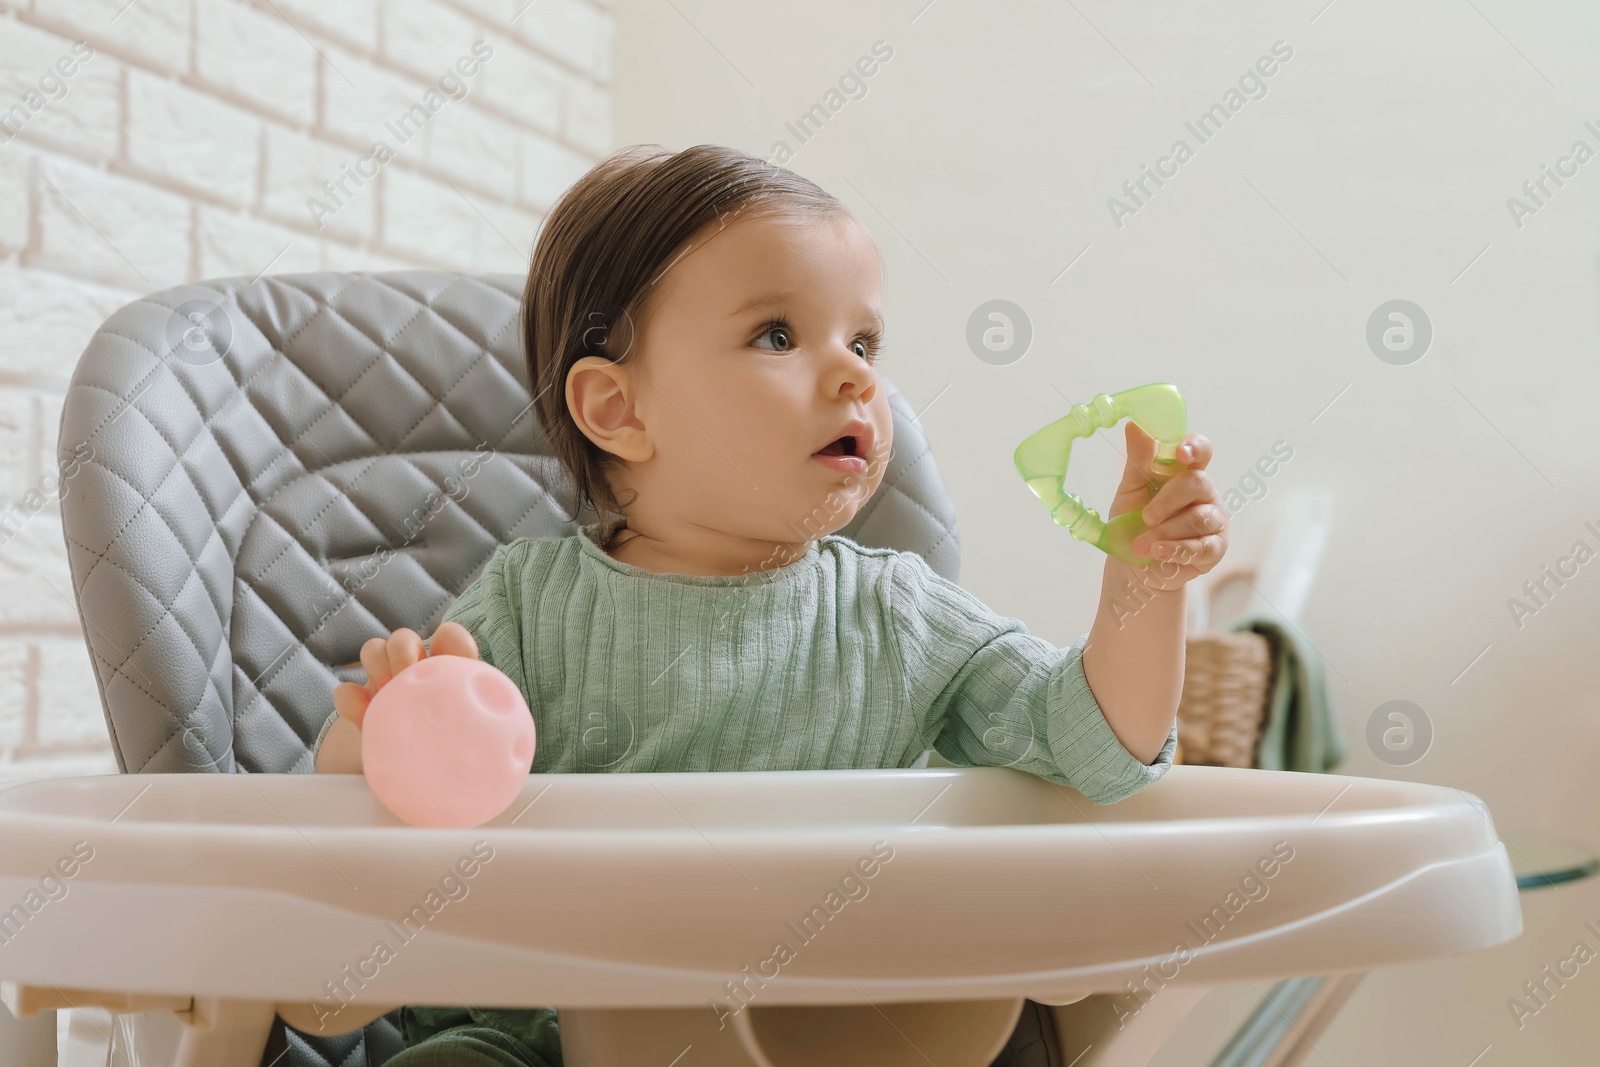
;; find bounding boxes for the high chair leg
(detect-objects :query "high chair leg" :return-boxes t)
[170,998,278,1067]
[1049,985,1212,1064]
[0,1001,54,1066]
[4,983,279,1067]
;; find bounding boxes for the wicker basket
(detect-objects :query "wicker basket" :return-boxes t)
[1171,567,1275,769]
[1173,632,1273,768]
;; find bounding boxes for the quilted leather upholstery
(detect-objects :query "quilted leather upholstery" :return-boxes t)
[56,270,961,1065]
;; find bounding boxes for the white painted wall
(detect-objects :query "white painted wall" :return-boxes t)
[0,0,611,781]
[613,0,1600,1062]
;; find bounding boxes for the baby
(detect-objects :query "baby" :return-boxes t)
[312,143,1228,1067]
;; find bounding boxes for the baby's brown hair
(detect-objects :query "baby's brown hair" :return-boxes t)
[521,143,845,549]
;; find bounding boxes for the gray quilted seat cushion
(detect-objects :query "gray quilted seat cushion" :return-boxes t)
[58,270,962,778]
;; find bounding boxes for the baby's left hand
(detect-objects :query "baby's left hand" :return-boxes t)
[1107,421,1228,588]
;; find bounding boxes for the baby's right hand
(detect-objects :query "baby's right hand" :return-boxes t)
[333,622,480,729]
[316,622,478,774]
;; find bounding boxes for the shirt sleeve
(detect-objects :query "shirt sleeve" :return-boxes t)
[438,541,530,694]
[886,550,1178,806]
[311,542,529,765]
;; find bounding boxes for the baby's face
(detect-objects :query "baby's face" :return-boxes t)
[616,209,893,546]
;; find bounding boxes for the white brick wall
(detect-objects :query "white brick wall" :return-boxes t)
[0,0,611,783]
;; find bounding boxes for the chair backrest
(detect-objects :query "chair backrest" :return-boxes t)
[57,271,962,775]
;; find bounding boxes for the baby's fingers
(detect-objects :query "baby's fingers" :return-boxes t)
[428,621,479,660]
[359,628,423,693]
[1152,532,1227,569]
[1174,433,1213,470]
[333,680,372,728]
[1140,469,1217,529]
[387,628,425,676]
[1134,502,1227,556]
[359,636,394,692]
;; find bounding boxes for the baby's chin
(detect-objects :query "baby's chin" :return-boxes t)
[778,489,876,541]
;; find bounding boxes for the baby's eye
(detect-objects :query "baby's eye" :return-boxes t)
[752,323,793,352]
[854,332,885,364]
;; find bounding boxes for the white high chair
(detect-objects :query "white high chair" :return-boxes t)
[0,272,1521,1067]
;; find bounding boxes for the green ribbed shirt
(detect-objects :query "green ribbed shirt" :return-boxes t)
[319,522,1176,806]
[315,523,1177,1063]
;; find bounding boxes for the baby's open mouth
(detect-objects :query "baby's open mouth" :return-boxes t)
[814,436,859,457]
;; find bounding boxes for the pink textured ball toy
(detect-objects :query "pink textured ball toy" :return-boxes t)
[361,655,536,828]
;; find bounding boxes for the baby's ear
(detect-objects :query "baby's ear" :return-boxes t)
[566,356,653,462]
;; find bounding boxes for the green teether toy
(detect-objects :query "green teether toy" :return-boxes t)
[1014,383,1187,566]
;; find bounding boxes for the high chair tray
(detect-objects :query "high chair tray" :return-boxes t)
[0,765,1520,1011]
